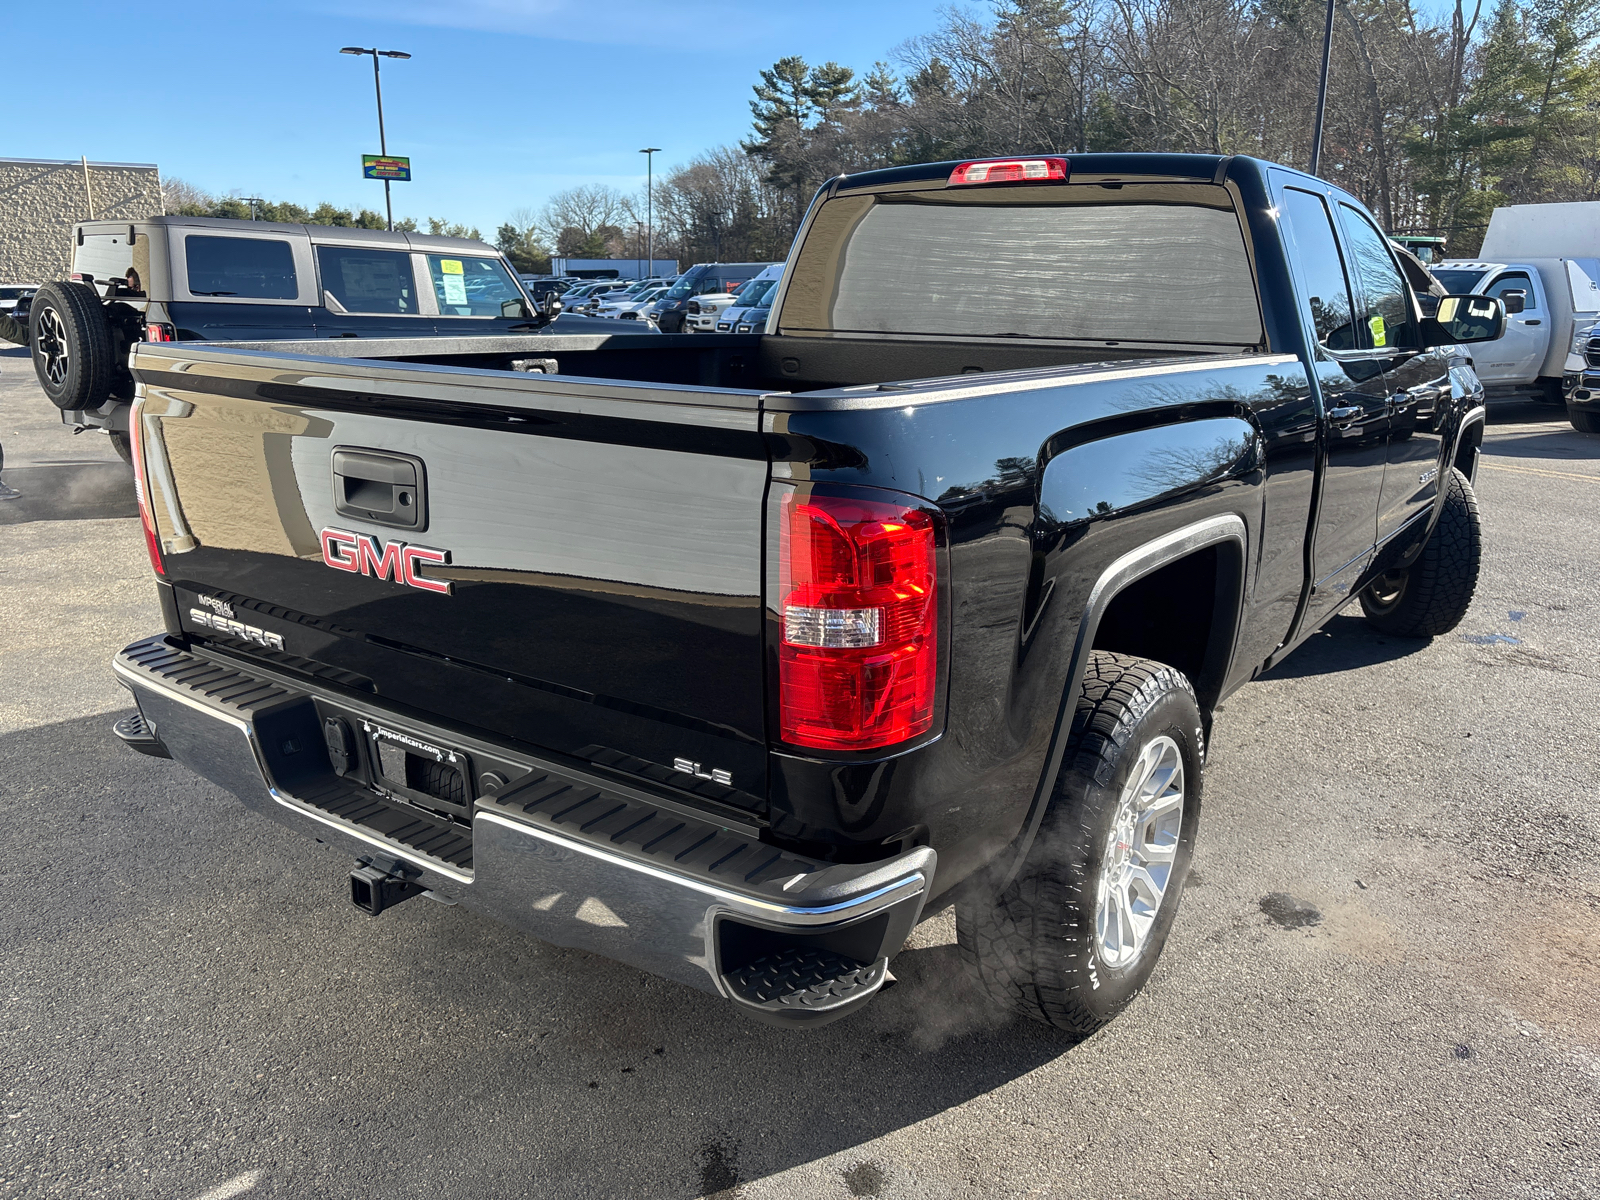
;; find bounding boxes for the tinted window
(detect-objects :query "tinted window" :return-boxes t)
[1339,204,1413,350]
[1277,188,1357,350]
[738,279,776,306]
[317,246,418,314]
[1432,268,1487,294]
[1486,271,1536,308]
[665,267,709,299]
[185,236,298,299]
[789,191,1262,345]
[426,254,524,316]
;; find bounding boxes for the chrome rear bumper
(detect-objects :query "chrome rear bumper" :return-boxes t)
[114,635,933,1026]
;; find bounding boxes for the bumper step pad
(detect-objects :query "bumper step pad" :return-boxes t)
[112,710,171,759]
[726,948,887,1008]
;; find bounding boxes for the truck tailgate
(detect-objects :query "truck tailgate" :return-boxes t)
[131,346,771,814]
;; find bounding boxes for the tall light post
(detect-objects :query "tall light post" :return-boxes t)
[639,147,661,272]
[341,46,411,231]
[1308,0,1336,176]
[242,197,265,221]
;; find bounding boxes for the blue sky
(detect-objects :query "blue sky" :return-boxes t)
[8,0,954,235]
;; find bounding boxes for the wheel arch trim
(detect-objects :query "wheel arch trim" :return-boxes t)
[1452,404,1486,486]
[1001,513,1248,886]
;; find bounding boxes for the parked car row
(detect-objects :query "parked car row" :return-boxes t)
[542,262,785,332]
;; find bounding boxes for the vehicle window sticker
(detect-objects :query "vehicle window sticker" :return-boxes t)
[1369,315,1386,346]
[439,259,468,307]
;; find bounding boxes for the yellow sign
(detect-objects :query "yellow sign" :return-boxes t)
[440,259,463,275]
[1369,315,1386,347]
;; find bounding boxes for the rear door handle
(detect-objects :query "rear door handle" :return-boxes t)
[1327,404,1363,425]
[1525,319,1542,326]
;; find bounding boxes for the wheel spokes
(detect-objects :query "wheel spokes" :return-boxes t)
[1094,733,1187,970]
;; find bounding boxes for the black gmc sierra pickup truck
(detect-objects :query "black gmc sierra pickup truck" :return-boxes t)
[110,153,1504,1033]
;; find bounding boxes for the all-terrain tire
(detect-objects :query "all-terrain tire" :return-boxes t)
[956,652,1204,1035]
[1570,405,1600,435]
[29,281,113,410]
[1358,467,1481,637]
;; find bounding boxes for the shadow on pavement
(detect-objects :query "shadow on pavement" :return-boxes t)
[1485,399,1567,426]
[0,462,136,523]
[1481,429,1599,462]
[0,710,1077,1199]
[1262,613,1428,680]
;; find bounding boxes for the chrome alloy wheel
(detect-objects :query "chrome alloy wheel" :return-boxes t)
[36,306,69,388]
[1095,734,1185,970]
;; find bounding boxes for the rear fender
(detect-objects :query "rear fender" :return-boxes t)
[1003,513,1247,886]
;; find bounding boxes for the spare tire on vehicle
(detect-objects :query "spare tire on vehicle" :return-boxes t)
[29,281,113,411]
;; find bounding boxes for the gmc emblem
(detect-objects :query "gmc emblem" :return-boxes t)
[320,527,453,595]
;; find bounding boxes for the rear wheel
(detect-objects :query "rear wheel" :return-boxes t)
[1359,467,1481,637]
[107,430,133,466]
[1570,406,1600,435]
[29,282,112,410]
[957,652,1203,1035]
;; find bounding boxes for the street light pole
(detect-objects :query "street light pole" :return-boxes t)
[341,46,412,231]
[1309,0,1336,177]
[640,147,661,273]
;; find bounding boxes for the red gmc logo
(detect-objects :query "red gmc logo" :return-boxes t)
[319,527,453,595]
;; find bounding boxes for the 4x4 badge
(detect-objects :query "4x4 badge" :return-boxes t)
[320,527,453,595]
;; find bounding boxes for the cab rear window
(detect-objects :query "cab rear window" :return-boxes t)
[185,236,298,299]
[781,185,1263,347]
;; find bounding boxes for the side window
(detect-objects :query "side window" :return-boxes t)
[426,254,524,317]
[1338,205,1413,350]
[185,236,298,300]
[317,246,417,314]
[1486,271,1537,310]
[1278,188,1358,350]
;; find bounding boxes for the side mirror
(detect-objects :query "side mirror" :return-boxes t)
[1424,294,1506,346]
[1499,289,1527,315]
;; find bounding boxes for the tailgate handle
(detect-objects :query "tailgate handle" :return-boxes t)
[332,448,428,531]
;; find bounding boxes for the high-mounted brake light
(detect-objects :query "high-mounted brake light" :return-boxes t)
[778,489,939,751]
[127,397,166,579]
[947,156,1069,186]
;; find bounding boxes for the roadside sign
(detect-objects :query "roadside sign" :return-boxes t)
[363,155,411,181]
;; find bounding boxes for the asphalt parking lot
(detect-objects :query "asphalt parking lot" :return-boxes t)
[1,343,1596,1200]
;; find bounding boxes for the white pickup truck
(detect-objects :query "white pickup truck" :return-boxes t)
[1433,202,1600,433]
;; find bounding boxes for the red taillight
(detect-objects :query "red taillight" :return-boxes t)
[144,322,175,342]
[947,156,1069,186]
[127,398,166,578]
[778,489,939,751]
